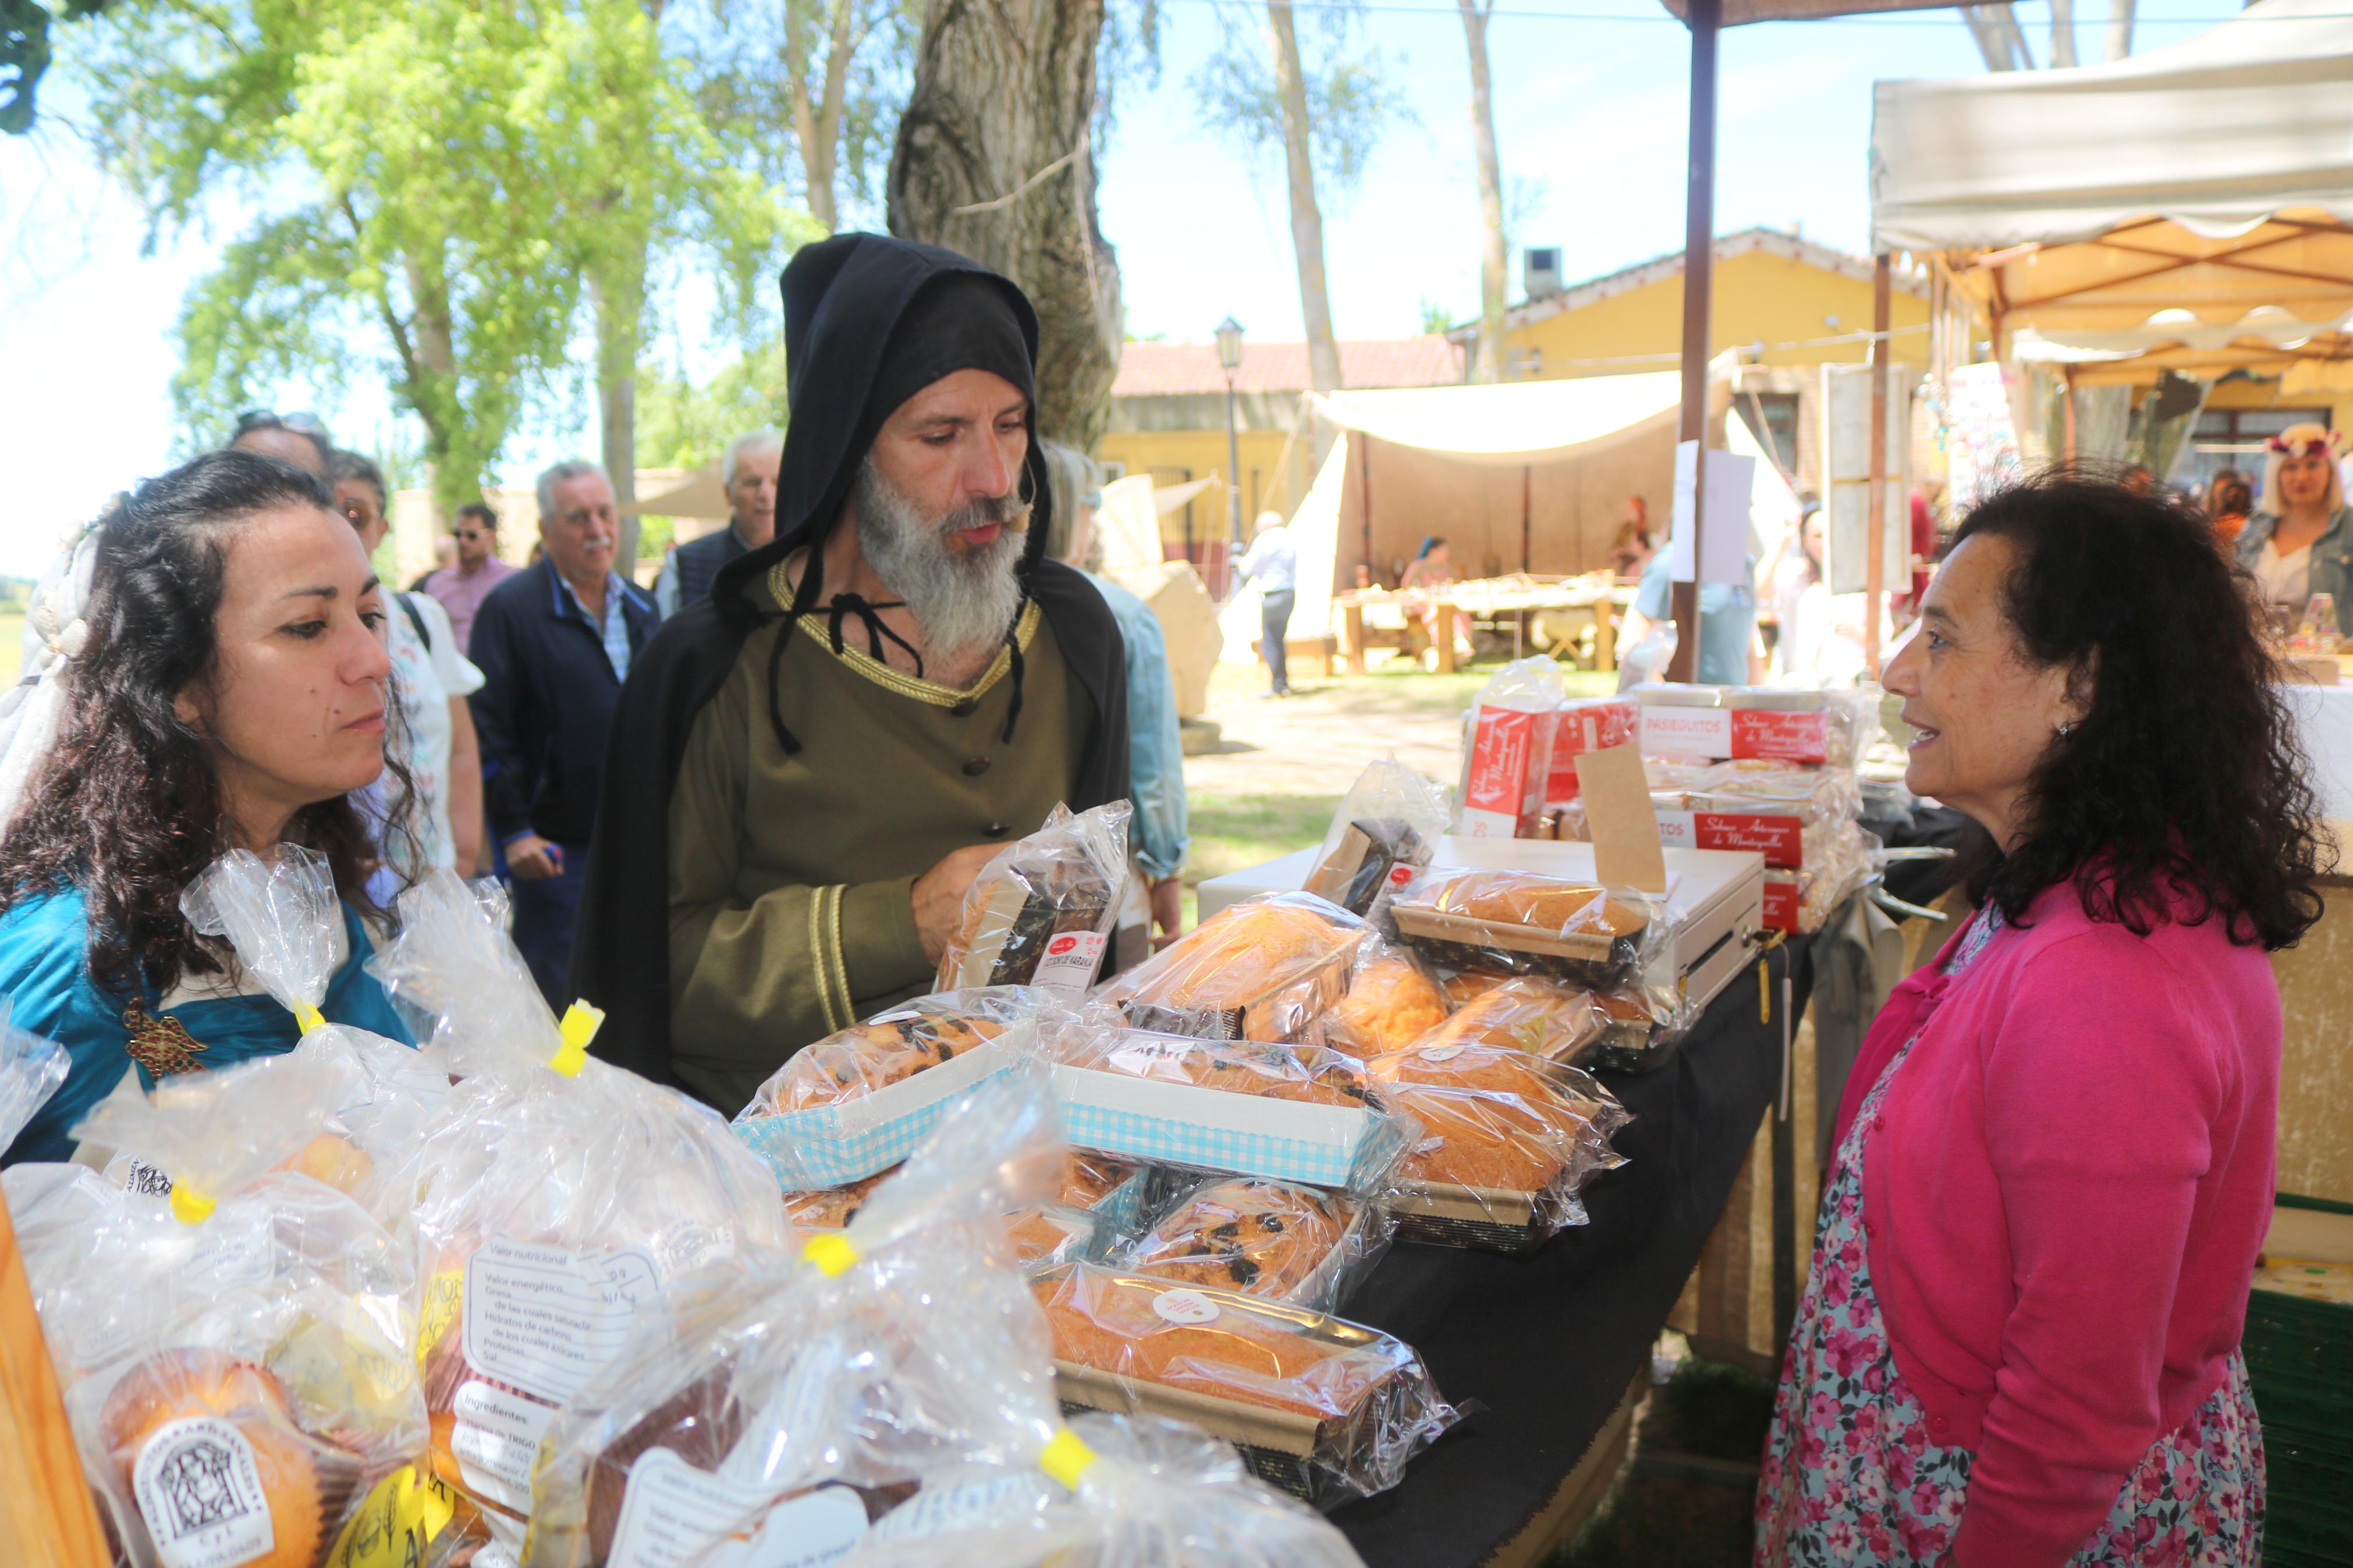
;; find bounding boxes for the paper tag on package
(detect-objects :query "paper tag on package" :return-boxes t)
[1653,810,1804,867]
[1460,706,1552,837]
[1640,706,1830,763]
[1543,698,1639,808]
[1030,930,1108,994]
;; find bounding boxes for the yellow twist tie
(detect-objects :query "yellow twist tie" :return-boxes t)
[170,1185,216,1224]
[1039,1427,1098,1489]
[802,1233,861,1277]
[549,1001,605,1077]
[294,1002,326,1036]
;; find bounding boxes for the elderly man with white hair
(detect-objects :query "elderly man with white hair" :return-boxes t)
[468,457,661,1002]
[654,428,784,616]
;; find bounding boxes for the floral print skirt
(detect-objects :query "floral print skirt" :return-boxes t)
[1754,1035,2265,1566]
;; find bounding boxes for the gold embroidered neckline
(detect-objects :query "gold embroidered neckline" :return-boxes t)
[766,558,1040,708]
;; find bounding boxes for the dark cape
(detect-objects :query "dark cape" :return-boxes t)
[568,234,1130,1086]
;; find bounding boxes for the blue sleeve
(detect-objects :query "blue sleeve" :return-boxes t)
[1634,554,1671,620]
[1116,606,1190,880]
[654,564,679,620]
[332,907,417,1047]
[0,893,136,1166]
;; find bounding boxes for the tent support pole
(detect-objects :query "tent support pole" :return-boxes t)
[1668,0,1718,684]
[1868,253,1891,673]
[1521,464,1532,574]
[1358,435,1374,586]
[2064,366,2078,458]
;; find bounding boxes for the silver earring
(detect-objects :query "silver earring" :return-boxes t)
[2056,720,2076,738]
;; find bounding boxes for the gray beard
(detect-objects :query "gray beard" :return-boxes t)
[849,457,1028,673]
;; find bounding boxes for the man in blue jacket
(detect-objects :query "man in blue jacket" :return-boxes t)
[468,459,660,1002]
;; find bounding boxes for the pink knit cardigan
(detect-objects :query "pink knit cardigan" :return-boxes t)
[1830,881,2279,1566]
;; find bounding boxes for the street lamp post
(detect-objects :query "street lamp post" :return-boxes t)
[1216,316,1245,590]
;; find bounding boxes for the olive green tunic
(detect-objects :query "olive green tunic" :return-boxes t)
[666,559,1079,1111]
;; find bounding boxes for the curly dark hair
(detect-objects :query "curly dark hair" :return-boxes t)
[1954,470,2324,950]
[0,450,415,1001]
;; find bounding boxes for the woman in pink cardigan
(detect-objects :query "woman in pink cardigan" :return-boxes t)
[1755,474,2325,1566]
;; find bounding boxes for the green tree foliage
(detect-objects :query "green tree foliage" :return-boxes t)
[1192,1,1408,202]
[634,343,788,470]
[68,1,801,511]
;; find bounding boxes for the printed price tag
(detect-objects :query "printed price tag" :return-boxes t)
[1151,1289,1220,1325]
[1031,930,1108,994]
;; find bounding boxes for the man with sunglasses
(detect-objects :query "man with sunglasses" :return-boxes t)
[228,408,334,475]
[419,501,519,652]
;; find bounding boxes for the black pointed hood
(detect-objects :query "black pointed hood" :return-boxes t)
[711,232,1054,633]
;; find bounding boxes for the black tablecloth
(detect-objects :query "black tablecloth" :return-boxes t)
[1330,936,1813,1567]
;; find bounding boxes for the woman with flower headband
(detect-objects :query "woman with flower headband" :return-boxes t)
[0,450,416,1165]
[2236,423,2353,619]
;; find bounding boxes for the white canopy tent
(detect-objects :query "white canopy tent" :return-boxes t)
[1216,371,1792,662]
[1873,0,2353,379]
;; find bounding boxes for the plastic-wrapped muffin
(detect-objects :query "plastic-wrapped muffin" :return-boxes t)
[1119,1179,1350,1300]
[1097,893,1365,1043]
[1319,947,1449,1059]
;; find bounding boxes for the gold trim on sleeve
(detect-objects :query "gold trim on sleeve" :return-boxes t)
[824,885,855,1025]
[807,886,844,1034]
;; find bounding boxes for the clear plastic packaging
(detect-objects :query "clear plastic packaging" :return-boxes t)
[20,1047,430,1568]
[1613,623,1676,692]
[1109,1175,1389,1315]
[1387,867,1659,988]
[1364,1044,1631,1253]
[523,1069,1071,1568]
[0,1000,67,1154]
[1420,972,1687,1076]
[731,987,1055,1188]
[1033,1261,1457,1503]
[364,869,791,1536]
[1630,683,1879,767]
[1303,759,1449,920]
[1093,893,1366,1045]
[1539,695,1641,817]
[1048,1029,1417,1197]
[838,1411,1364,1567]
[1316,936,1450,1060]
[1456,656,1563,838]
[936,802,1134,994]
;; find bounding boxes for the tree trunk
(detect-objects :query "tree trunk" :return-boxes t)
[1961,5,2024,69]
[2105,0,2133,61]
[589,260,645,571]
[398,247,472,514]
[887,0,1121,451]
[787,0,856,232]
[1458,0,1506,385]
[2047,0,2077,66]
[1267,0,1341,411]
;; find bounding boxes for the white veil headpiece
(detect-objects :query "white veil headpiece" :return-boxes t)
[0,518,102,842]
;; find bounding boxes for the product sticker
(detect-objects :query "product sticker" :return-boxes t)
[1417,1044,1465,1063]
[118,1158,173,1197]
[604,1449,780,1568]
[1031,930,1109,994]
[866,1470,1057,1544]
[1151,1288,1220,1325]
[450,1379,558,1516]
[1638,706,1734,760]
[461,1237,661,1402]
[652,1222,736,1277]
[1387,862,1417,888]
[131,1416,276,1568]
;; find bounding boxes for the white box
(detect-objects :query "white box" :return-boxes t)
[1198,837,1767,1016]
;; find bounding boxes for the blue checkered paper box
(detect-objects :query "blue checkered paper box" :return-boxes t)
[1050,1064,1415,1194]
[733,1027,1027,1187]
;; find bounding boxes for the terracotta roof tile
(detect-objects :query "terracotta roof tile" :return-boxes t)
[1112,336,1465,398]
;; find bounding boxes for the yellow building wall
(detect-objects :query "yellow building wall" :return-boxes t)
[2201,375,2353,436]
[1093,428,1303,549]
[1509,249,1933,379]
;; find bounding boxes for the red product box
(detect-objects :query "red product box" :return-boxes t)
[1543,697,1640,808]
[1460,705,1555,837]
[1762,877,1800,933]
[1727,709,1831,763]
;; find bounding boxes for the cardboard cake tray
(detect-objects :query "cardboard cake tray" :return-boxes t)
[1386,1179,1556,1256]
[1039,1268,1417,1503]
[1050,1044,1412,1192]
[1385,899,1644,987]
[1198,837,1766,1020]
[732,1026,1028,1187]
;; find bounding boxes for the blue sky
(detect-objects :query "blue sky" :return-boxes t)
[0,0,2240,574]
